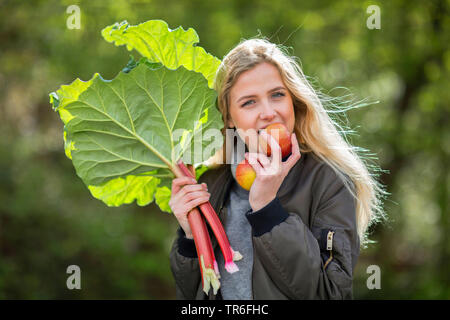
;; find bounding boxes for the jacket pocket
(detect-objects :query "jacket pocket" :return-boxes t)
[312,227,336,270]
[312,226,353,291]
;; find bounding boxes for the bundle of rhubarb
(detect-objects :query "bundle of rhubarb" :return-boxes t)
[49,20,240,295]
[176,161,242,294]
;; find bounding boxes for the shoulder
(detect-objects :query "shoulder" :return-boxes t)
[302,152,355,198]
[293,153,356,225]
[283,152,352,197]
[301,153,357,229]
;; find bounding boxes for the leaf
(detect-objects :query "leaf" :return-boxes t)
[154,186,172,213]
[50,78,94,160]
[50,20,224,211]
[101,20,221,88]
[88,174,160,207]
[50,59,223,210]
[121,55,139,74]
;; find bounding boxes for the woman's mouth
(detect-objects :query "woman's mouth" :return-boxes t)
[258,122,283,132]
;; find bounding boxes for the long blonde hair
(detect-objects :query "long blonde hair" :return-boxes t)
[205,37,388,246]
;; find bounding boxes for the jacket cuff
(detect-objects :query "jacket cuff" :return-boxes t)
[176,227,197,258]
[245,196,289,237]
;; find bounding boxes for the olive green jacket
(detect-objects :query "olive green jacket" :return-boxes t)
[169,151,360,300]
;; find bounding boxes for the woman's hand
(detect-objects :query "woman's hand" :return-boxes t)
[169,168,210,239]
[245,131,301,212]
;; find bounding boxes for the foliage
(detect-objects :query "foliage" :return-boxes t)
[50,20,223,212]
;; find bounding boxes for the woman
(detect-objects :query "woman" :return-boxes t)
[168,38,387,300]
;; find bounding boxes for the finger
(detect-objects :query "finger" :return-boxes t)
[260,131,282,170]
[283,133,302,170]
[248,151,271,168]
[179,183,208,197]
[183,190,211,203]
[172,176,197,194]
[260,130,281,163]
[185,195,211,211]
[172,187,209,212]
[245,153,263,176]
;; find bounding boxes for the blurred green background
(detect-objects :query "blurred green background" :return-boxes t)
[0,0,448,299]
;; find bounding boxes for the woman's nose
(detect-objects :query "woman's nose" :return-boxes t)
[259,101,276,120]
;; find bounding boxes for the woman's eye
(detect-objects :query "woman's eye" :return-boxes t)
[241,92,284,107]
[272,92,285,98]
[242,100,254,107]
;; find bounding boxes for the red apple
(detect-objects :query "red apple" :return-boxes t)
[258,123,292,158]
[235,159,256,191]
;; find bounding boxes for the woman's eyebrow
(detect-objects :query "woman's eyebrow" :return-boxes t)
[236,86,286,103]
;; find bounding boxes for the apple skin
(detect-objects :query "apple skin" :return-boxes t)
[259,123,292,158]
[235,159,256,191]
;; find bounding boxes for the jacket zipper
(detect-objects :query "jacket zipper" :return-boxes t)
[323,230,334,269]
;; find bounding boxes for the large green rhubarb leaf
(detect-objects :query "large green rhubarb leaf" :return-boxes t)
[51,20,224,212]
[51,60,223,211]
[101,20,221,88]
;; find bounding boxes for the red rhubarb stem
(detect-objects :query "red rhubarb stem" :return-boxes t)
[187,207,220,295]
[171,163,220,295]
[177,160,242,273]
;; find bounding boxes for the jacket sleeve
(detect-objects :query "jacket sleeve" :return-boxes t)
[169,227,201,299]
[245,166,360,299]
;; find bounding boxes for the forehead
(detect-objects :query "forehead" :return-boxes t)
[230,62,284,100]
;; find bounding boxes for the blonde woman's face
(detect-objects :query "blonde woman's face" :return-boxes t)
[228,62,295,152]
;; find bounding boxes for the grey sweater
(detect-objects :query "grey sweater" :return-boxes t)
[215,159,254,300]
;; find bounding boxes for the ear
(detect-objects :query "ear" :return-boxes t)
[227,119,235,129]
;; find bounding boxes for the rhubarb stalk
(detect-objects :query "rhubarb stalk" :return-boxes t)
[187,205,220,295]
[177,160,243,273]
[171,163,220,295]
